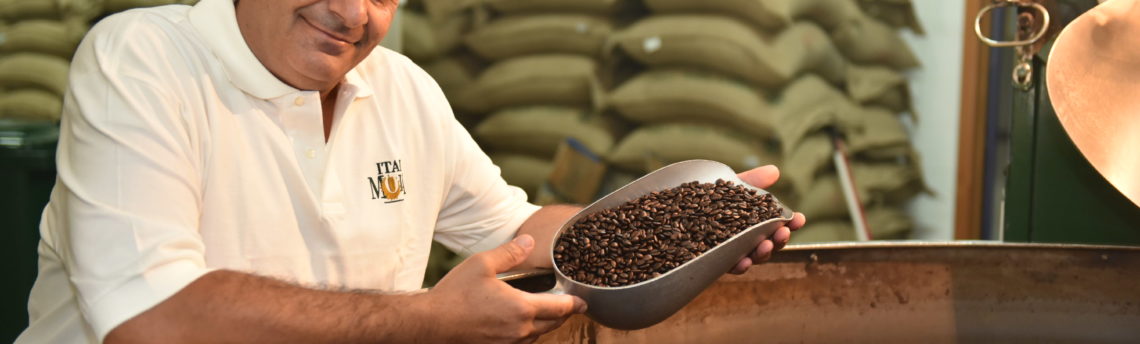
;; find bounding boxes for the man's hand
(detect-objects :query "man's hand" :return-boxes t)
[428,235,587,343]
[729,165,807,274]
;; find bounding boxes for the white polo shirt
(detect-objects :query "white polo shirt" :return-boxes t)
[17,0,540,342]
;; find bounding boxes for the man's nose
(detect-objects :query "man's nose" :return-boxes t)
[328,0,368,28]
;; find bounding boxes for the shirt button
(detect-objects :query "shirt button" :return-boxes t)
[294,97,305,106]
[305,149,316,159]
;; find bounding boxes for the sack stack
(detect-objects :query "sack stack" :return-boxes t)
[765,0,926,243]
[405,0,623,201]
[102,0,197,14]
[603,13,843,184]
[0,0,100,121]
[604,0,928,242]
[606,1,861,208]
[402,0,479,106]
[403,0,928,243]
[0,0,203,122]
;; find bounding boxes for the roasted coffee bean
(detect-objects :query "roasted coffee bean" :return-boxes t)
[554,180,783,287]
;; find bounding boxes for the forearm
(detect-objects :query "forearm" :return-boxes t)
[106,270,435,344]
[515,204,583,270]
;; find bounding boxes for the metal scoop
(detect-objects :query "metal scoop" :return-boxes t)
[498,159,795,330]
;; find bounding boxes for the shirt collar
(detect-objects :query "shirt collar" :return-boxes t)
[342,68,374,99]
[189,0,300,99]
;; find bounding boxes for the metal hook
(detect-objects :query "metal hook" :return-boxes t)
[1012,61,1033,90]
[975,0,1051,48]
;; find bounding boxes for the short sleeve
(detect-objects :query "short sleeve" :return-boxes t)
[47,13,213,341]
[430,110,541,256]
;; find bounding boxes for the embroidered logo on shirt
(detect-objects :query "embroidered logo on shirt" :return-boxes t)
[368,160,406,203]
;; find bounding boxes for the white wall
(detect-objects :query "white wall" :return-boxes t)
[900,1,965,241]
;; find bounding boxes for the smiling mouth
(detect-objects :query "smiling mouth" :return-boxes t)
[302,16,357,45]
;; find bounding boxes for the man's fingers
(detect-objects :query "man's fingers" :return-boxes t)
[750,239,774,263]
[730,258,751,274]
[476,235,535,275]
[737,165,780,189]
[788,212,806,231]
[772,227,791,250]
[525,293,587,320]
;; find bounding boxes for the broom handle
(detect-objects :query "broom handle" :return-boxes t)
[829,129,872,241]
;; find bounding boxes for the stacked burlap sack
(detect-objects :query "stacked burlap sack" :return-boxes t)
[402,0,480,105]
[603,13,842,185]
[0,0,97,121]
[603,2,853,206]
[401,0,927,242]
[405,0,624,201]
[0,0,200,122]
[102,0,197,14]
[615,0,927,242]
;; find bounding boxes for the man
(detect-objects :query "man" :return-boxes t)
[17,0,806,342]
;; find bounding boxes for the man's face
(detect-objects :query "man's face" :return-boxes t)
[235,0,398,92]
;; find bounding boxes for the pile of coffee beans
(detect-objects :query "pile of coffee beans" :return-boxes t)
[553,179,783,287]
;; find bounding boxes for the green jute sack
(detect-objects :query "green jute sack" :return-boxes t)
[865,206,912,239]
[454,54,602,114]
[783,133,832,196]
[792,158,924,221]
[608,69,777,138]
[608,16,847,88]
[857,0,924,34]
[832,15,920,69]
[845,106,910,155]
[0,88,62,121]
[0,19,88,59]
[0,0,101,21]
[0,53,70,95]
[793,173,865,221]
[489,153,554,199]
[851,160,926,205]
[782,105,912,196]
[103,0,191,13]
[420,0,481,20]
[788,220,855,243]
[788,206,912,243]
[421,55,479,102]
[645,0,865,30]
[465,14,612,60]
[483,0,620,15]
[608,124,780,173]
[846,64,914,114]
[474,106,618,158]
[402,9,470,61]
[773,74,860,149]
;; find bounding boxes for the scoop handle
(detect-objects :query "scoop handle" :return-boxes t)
[496,268,565,294]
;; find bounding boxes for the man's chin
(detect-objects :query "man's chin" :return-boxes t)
[291,57,356,90]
